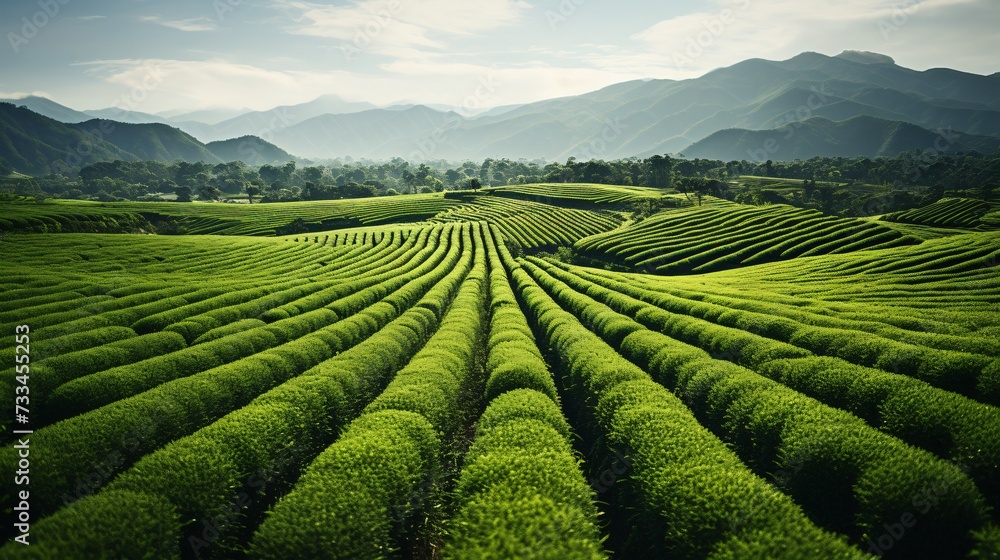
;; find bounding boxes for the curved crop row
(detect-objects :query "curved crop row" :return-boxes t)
[543,259,995,402]
[884,198,993,229]
[248,224,487,560]
[521,259,990,559]
[0,224,463,518]
[576,203,918,273]
[501,250,867,558]
[534,259,1000,505]
[442,224,605,558]
[1,226,478,559]
[432,195,623,249]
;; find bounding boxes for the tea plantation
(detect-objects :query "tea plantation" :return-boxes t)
[1,186,998,559]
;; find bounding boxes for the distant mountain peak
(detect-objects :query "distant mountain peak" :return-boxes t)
[835,50,896,65]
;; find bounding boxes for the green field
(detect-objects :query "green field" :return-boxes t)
[1,185,999,560]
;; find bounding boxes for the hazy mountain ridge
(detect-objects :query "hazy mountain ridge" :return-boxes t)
[0,103,137,175]
[204,136,297,167]
[3,51,999,167]
[69,120,224,164]
[0,103,297,174]
[681,115,1000,161]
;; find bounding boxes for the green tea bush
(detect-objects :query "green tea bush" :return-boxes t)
[506,256,866,559]
[192,318,267,344]
[0,490,182,560]
[675,358,989,559]
[31,331,186,398]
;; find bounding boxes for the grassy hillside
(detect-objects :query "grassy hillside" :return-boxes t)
[486,183,662,208]
[0,194,463,236]
[0,188,632,242]
[430,194,624,248]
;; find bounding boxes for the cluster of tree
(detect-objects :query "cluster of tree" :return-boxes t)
[3,150,996,210]
[728,152,1000,193]
[730,185,925,216]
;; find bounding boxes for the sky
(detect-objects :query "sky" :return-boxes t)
[1,0,997,116]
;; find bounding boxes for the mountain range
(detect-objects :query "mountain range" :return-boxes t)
[0,103,294,175]
[2,50,999,173]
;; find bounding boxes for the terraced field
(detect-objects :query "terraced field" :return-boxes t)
[486,183,661,207]
[883,197,996,229]
[2,184,999,560]
[430,194,624,248]
[576,200,921,273]
[0,194,462,236]
[0,191,626,244]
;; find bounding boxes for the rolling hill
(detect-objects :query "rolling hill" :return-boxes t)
[0,103,138,175]
[204,136,297,167]
[68,120,224,164]
[0,103,297,174]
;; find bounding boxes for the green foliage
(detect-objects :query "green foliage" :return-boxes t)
[507,253,866,558]
[192,318,266,344]
[2,490,182,560]
[250,226,485,559]
[1,197,997,560]
[520,253,990,559]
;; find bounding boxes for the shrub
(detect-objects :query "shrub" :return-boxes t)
[192,318,267,344]
[0,490,182,560]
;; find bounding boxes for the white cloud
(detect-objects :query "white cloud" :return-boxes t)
[68,57,637,114]
[77,15,107,21]
[139,15,217,32]
[283,0,530,58]
[592,0,990,79]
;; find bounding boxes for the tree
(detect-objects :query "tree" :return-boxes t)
[276,218,310,235]
[198,185,222,202]
[466,177,482,192]
[445,169,463,187]
[245,185,261,204]
[648,155,674,188]
[174,185,193,202]
[979,182,997,202]
[302,166,324,184]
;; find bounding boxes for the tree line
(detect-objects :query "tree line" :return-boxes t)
[1,150,996,212]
